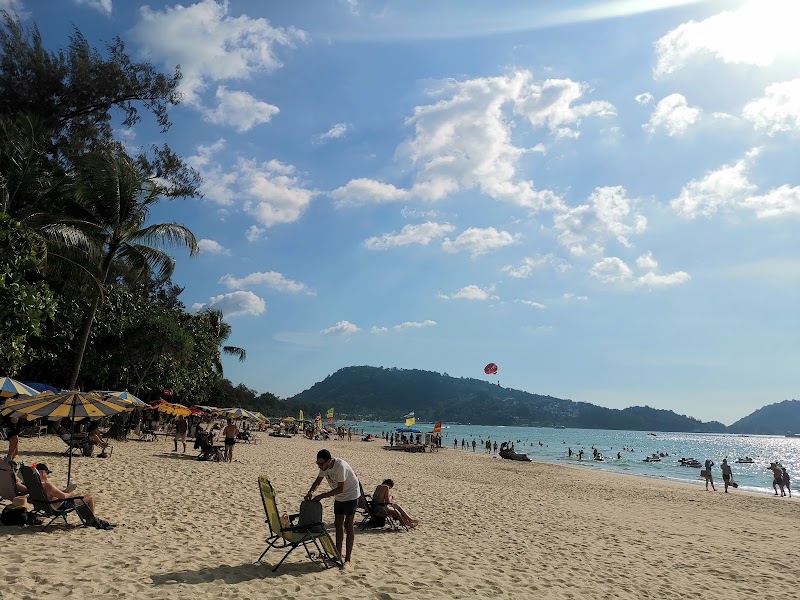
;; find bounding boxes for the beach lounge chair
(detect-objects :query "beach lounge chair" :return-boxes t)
[357,482,404,531]
[18,466,94,530]
[0,461,20,501]
[256,476,341,571]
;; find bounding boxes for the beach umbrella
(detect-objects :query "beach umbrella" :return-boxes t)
[100,390,148,408]
[281,416,296,422]
[0,390,132,485]
[220,407,258,420]
[0,377,38,398]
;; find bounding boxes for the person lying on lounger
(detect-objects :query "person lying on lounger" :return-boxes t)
[372,479,418,528]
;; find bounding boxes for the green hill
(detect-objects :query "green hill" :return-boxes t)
[287,366,728,432]
[727,399,800,435]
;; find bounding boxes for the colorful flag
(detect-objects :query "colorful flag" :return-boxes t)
[403,411,415,419]
[432,421,442,434]
[405,417,416,427]
[299,409,304,422]
[326,407,334,423]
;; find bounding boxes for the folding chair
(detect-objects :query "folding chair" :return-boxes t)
[357,481,405,531]
[0,461,21,501]
[18,466,94,529]
[256,476,341,571]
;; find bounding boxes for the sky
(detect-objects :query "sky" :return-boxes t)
[7,0,800,423]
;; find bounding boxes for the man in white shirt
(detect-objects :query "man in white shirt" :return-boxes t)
[305,448,360,569]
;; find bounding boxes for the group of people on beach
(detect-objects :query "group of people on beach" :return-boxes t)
[304,448,418,570]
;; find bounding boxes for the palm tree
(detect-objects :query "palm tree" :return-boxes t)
[50,148,198,389]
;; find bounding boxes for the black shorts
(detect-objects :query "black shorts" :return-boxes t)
[224,437,235,446]
[333,499,358,516]
[722,474,730,481]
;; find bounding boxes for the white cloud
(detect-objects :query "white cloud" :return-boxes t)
[364,222,455,250]
[0,0,24,12]
[563,292,588,301]
[743,79,800,135]
[76,0,112,15]
[219,271,315,295]
[187,141,317,225]
[201,87,280,131]
[192,290,266,317]
[393,320,437,330]
[131,0,307,110]
[635,92,654,106]
[315,123,350,143]
[590,257,690,288]
[743,185,800,218]
[442,227,521,257]
[554,186,647,257]
[516,299,547,309]
[245,225,266,242]
[643,94,701,136]
[671,155,757,219]
[321,320,361,335]
[331,178,410,206]
[438,284,498,301]
[401,206,439,219]
[654,1,800,78]
[332,70,613,209]
[635,251,658,270]
[198,238,231,255]
[370,326,389,334]
[501,254,567,279]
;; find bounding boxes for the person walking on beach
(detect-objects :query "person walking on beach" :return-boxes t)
[781,468,791,497]
[222,419,238,462]
[4,416,21,463]
[305,449,359,569]
[173,416,189,453]
[720,458,734,493]
[769,463,783,496]
[493,441,498,454]
[472,439,476,452]
[703,459,716,491]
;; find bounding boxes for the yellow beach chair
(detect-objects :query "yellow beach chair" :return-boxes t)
[256,476,341,571]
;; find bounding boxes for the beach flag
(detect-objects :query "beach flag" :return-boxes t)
[327,407,334,423]
[432,421,442,434]
[299,409,304,423]
[405,416,416,427]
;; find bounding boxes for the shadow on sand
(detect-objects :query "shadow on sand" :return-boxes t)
[151,560,323,585]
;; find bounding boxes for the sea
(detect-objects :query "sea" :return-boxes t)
[346,421,799,496]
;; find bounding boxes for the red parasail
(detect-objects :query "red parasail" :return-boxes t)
[484,363,498,375]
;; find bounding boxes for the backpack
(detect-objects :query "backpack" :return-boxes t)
[1,507,41,526]
[297,500,324,533]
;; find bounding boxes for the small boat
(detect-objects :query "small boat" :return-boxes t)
[678,458,702,467]
[735,457,754,464]
[643,455,661,462]
[648,433,657,437]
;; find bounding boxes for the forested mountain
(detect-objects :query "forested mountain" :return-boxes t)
[285,366,729,432]
[727,400,800,435]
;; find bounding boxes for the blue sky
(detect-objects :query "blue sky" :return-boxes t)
[10,0,800,422]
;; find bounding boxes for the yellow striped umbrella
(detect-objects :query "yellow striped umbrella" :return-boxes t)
[0,390,133,421]
[0,377,38,398]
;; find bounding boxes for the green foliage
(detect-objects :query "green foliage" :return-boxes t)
[728,399,800,435]
[0,214,56,374]
[0,13,199,198]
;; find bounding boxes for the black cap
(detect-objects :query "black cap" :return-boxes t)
[34,463,52,473]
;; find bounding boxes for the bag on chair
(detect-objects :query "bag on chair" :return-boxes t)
[297,500,324,533]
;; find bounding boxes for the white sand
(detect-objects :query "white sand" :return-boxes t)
[2,433,799,599]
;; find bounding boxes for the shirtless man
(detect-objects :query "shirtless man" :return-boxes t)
[34,463,114,530]
[222,419,238,463]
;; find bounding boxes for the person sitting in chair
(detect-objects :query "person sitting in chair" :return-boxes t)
[33,463,114,530]
[87,422,110,449]
[372,479,418,528]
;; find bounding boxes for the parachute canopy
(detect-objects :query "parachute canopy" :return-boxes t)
[484,362,498,375]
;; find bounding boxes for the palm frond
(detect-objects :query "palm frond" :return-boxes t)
[223,346,247,362]
[116,243,176,282]
[131,222,198,255]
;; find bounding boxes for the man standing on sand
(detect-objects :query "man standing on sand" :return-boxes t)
[703,459,716,491]
[305,449,359,569]
[769,463,784,496]
[720,458,734,493]
[173,416,189,453]
[222,419,238,463]
[781,468,791,497]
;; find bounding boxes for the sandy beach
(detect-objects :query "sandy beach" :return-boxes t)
[2,433,799,599]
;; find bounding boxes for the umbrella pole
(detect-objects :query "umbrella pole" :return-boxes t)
[67,397,76,486]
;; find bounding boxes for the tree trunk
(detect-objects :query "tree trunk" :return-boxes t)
[67,252,113,389]
[133,355,158,395]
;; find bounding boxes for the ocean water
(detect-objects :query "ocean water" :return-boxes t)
[349,422,800,496]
